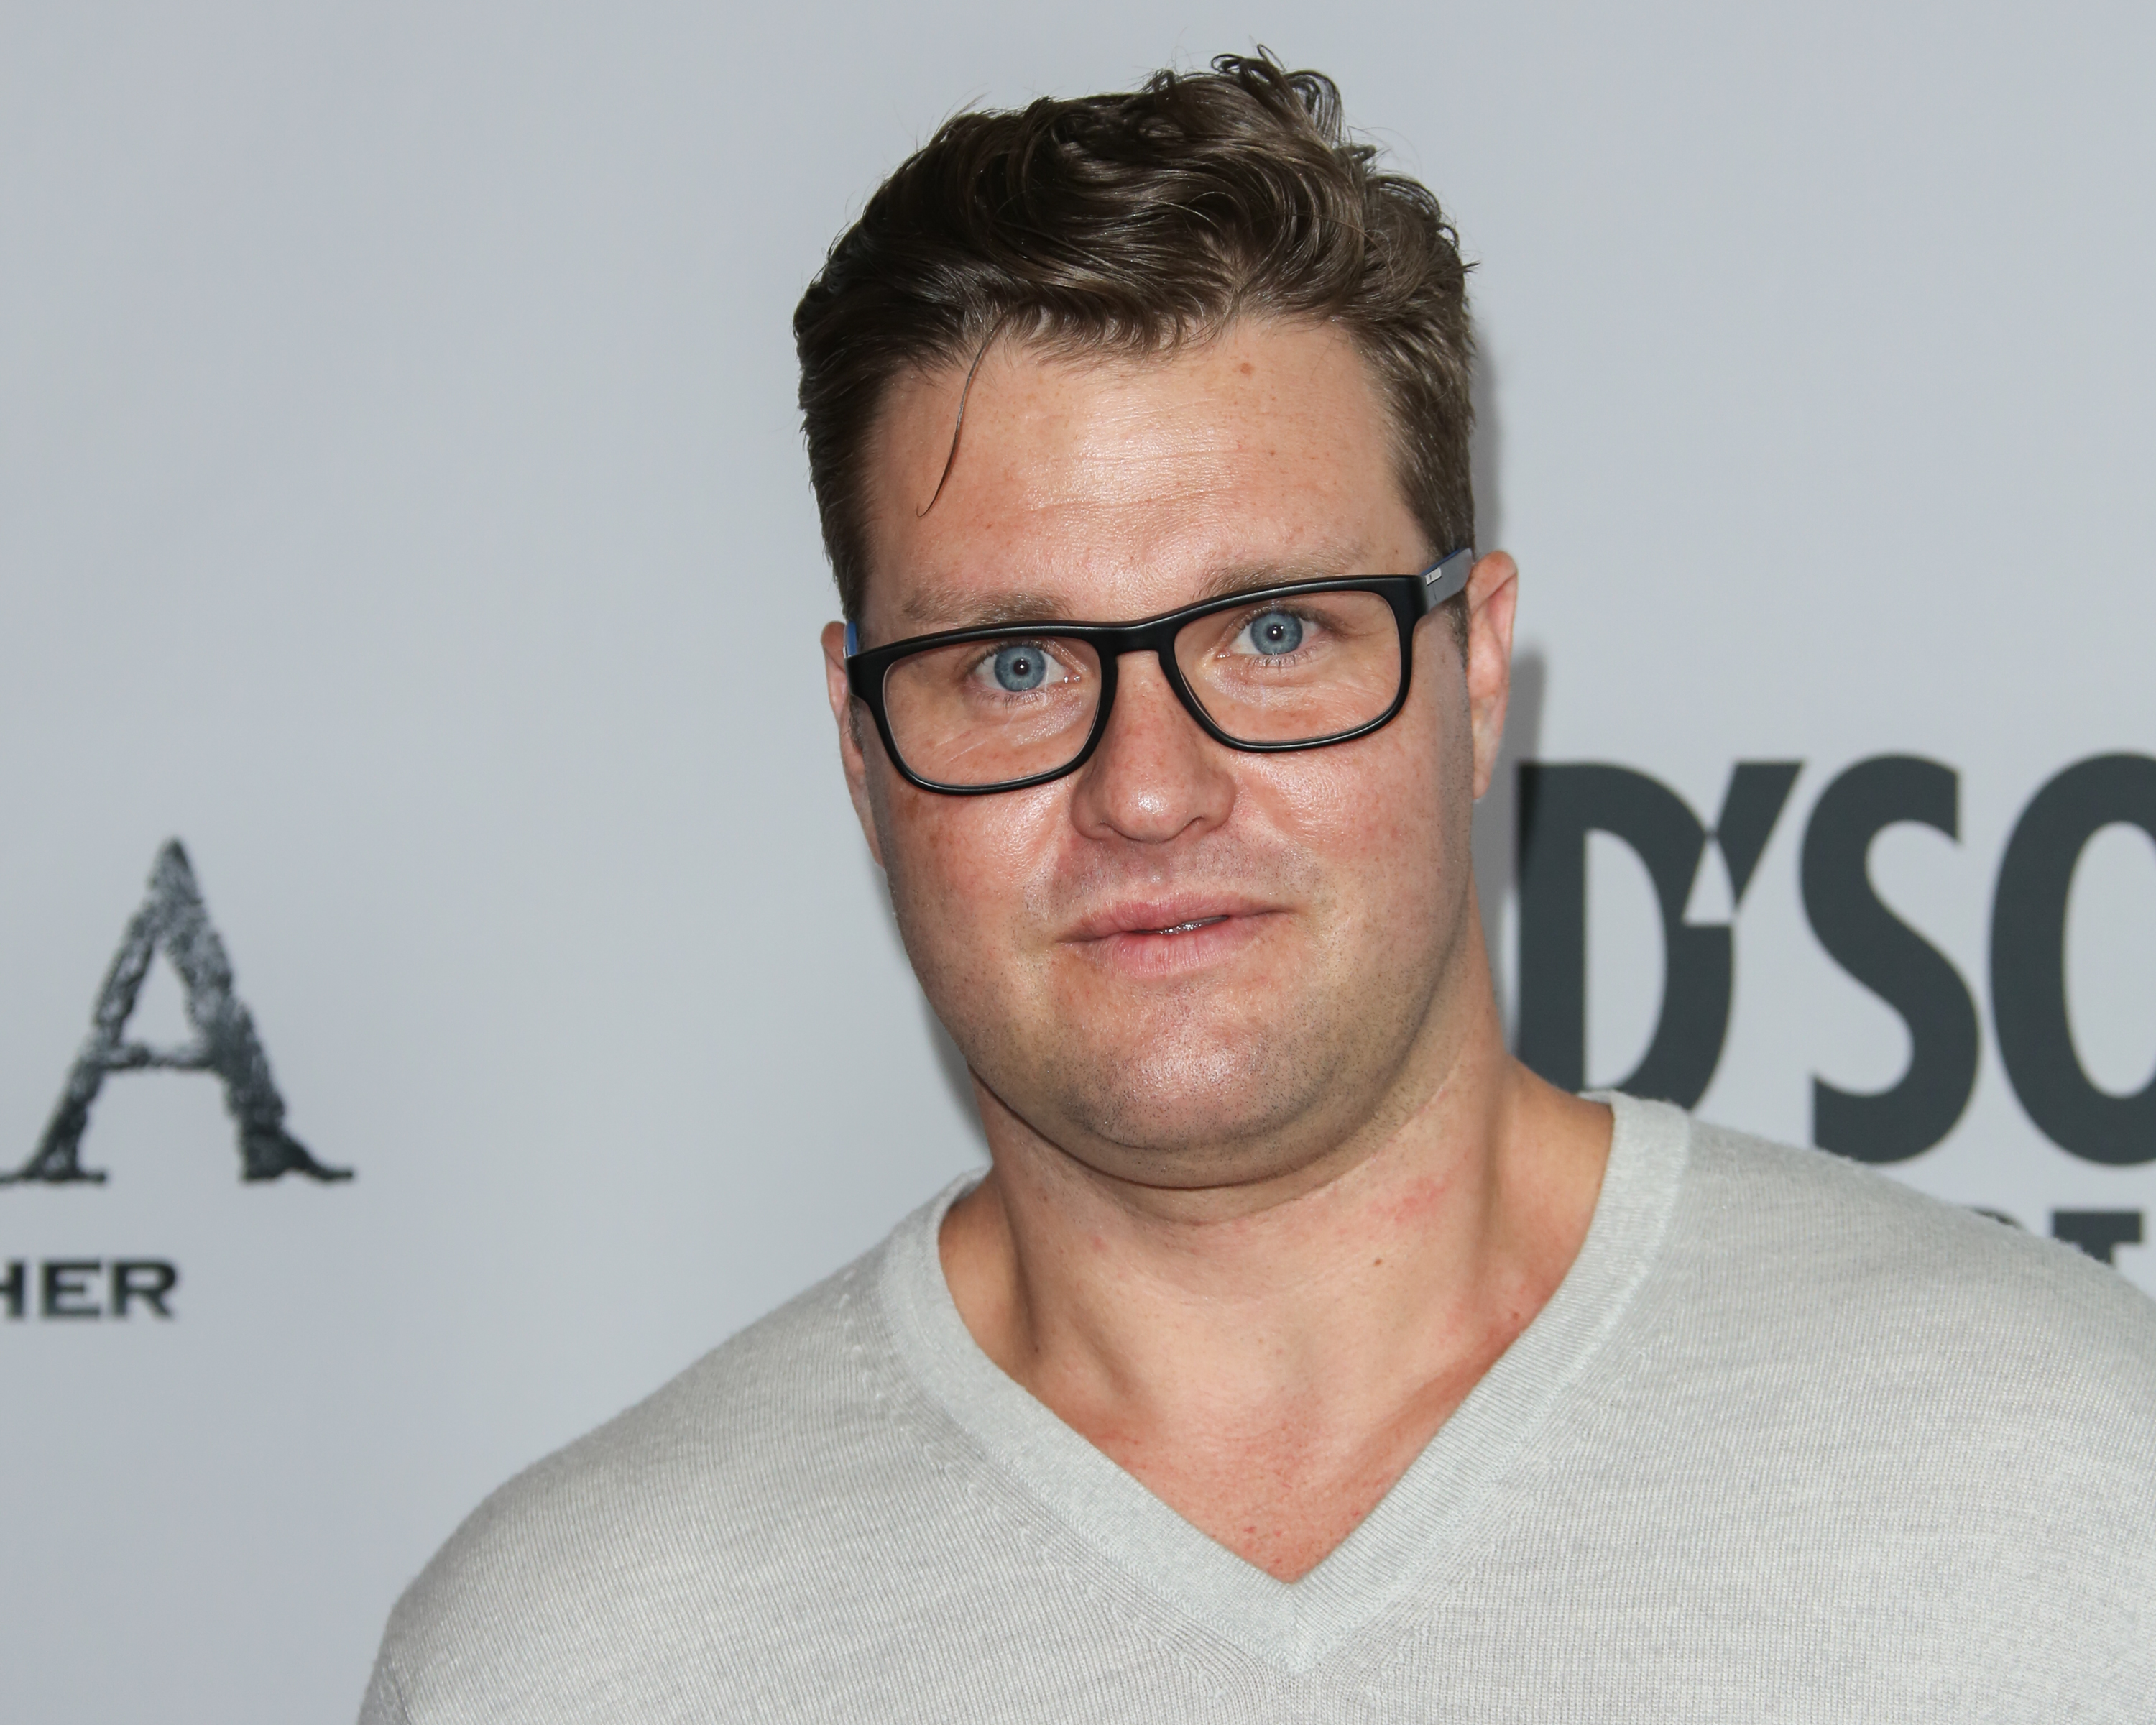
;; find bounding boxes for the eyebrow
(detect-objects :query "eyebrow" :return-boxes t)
[900,586,1075,630]
[897,550,1376,633]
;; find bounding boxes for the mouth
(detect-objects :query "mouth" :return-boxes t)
[1062,896,1278,949]
[1144,916,1230,937]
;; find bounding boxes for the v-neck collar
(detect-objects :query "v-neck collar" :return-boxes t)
[877,1093,1690,1671]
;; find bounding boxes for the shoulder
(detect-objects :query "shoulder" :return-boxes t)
[1659,1108,2156,1426]
[1581,1109,2156,1680]
[364,1246,917,1721]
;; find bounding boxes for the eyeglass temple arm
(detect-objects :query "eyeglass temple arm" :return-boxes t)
[1423,546,1475,607]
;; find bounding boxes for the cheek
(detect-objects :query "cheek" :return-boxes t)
[875,781,1069,966]
[1253,671,1465,891]
[1257,749,1452,931]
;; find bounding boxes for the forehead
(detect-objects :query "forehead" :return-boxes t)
[857,318,1421,633]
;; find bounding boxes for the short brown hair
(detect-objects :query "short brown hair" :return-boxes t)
[793,53,1475,623]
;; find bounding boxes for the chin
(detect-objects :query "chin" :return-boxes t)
[1035,1019,1337,1167]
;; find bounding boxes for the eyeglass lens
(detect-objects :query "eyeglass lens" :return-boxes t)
[877,589,1404,788]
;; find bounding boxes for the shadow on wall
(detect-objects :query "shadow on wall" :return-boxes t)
[1470,329,1504,558]
[1473,648,1546,1044]
[1466,333,1544,1040]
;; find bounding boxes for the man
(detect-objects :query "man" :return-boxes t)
[361,56,2156,1722]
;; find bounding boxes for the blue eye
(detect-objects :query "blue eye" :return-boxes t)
[992,643,1049,691]
[1245,611,1304,656]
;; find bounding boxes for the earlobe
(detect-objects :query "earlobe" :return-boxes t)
[1463,553,1519,801]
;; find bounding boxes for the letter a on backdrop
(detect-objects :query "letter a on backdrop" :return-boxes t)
[1,840,349,1184]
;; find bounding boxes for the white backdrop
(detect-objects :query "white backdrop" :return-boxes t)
[3,4,2151,1719]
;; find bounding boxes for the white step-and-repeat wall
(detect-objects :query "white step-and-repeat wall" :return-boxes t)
[5,4,2151,1718]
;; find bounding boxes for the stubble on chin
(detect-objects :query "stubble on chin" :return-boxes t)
[1014,973,1339,1172]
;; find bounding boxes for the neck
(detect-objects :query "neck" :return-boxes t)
[938,961,1611,1581]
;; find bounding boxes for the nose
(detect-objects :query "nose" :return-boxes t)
[1067,650,1237,844]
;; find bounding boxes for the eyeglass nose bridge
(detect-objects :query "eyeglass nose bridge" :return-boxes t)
[1052,627,1213,783]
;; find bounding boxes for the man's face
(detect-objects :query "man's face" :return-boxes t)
[823,318,1507,1189]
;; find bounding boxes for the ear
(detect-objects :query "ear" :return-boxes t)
[1462,552,1519,801]
[821,620,885,868]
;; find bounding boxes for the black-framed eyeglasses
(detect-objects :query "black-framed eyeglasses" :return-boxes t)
[843,547,1473,796]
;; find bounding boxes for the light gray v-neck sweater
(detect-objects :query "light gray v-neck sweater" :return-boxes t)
[360,1098,2156,1722]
